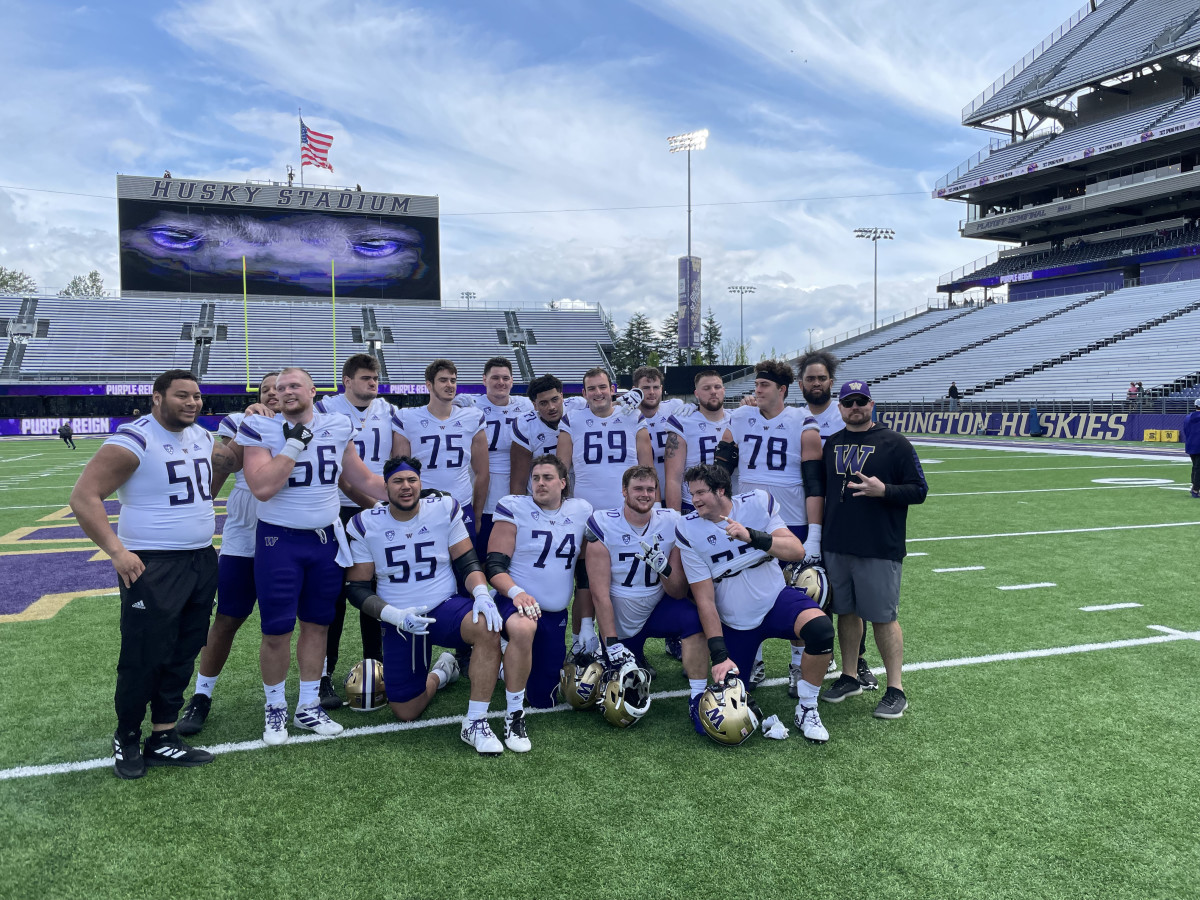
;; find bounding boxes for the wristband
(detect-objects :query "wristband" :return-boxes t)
[707,636,729,664]
[379,605,404,627]
[506,584,526,600]
[605,636,620,648]
[806,523,822,543]
[280,439,306,461]
[472,585,492,602]
[746,528,773,553]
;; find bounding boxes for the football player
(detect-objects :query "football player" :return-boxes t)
[584,466,712,730]
[344,456,506,755]
[237,366,388,746]
[557,367,653,653]
[676,369,732,514]
[676,464,835,743]
[717,359,824,689]
[70,370,219,778]
[485,454,591,751]
[510,374,566,494]
[315,353,394,708]
[177,371,280,736]
[389,359,489,549]
[471,357,534,557]
[631,366,686,510]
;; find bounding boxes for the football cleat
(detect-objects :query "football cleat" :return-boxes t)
[821,673,864,704]
[787,663,803,699]
[144,730,214,767]
[697,675,759,746]
[177,693,211,736]
[560,654,606,709]
[293,703,344,736]
[828,656,839,674]
[689,694,706,735]
[113,730,146,780]
[460,718,504,756]
[795,704,829,743]
[787,563,831,611]
[601,662,653,728]
[665,638,683,661]
[344,659,387,711]
[857,657,879,690]
[263,704,289,746]
[503,710,531,753]
[747,658,766,692]
[433,651,461,690]
[318,674,344,710]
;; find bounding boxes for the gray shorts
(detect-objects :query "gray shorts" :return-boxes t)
[824,551,903,623]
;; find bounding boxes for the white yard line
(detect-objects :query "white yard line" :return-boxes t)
[926,464,1185,474]
[997,582,1056,590]
[1080,603,1143,611]
[911,440,1185,462]
[932,485,1182,497]
[909,521,1200,542]
[3,626,1197,781]
[933,566,986,573]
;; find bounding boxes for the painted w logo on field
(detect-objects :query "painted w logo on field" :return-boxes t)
[834,444,875,476]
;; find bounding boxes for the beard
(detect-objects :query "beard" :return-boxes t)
[802,385,830,407]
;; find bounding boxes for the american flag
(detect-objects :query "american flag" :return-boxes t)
[300,119,334,172]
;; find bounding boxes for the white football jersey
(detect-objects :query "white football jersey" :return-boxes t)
[564,396,589,413]
[236,412,355,530]
[639,399,686,491]
[676,490,787,631]
[492,494,591,613]
[559,407,646,511]
[805,402,845,445]
[216,413,257,558]
[678,407,733,507]
[511,412,561,460]
[726,405,818,526]
[316,394,394,506]
[585,506,681,640]
[475,395,534,515]
[347,495,468,609]
[390,405,485,506]
[104,416,215,551]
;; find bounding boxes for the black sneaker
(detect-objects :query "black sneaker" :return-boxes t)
[113,730,145,780]
[821,673,864,704]
[664,638,683,661]
[857,657,879,690]
[144,729,215,767]
[746,658,766,692]
[319,675,344,710]
[177,694,211,736]
[873,687,908,719]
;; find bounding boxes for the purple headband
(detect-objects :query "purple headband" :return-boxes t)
[384,459,419,479]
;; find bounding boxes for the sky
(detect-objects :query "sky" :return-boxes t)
[0,0,1082,360]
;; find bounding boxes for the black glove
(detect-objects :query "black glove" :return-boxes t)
[282,421,314,448]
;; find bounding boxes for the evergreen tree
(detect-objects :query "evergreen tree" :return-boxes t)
[0,267,37,294]
[657,311,684,368]
[700,310,721,365]
[616,312,657,372]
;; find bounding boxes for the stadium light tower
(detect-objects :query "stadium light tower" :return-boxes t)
[669,129,709,364]
[461,290,476,309]
[727,285,755,360]
[853,227,894,330]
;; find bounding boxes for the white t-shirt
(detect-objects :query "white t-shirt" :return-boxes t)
[585,506,681,640]
[474,394,534,515]
[492,494,591,613]
[236,412,355,530]
[104,416,215,551]
[347,495,468,608]
[677,407,732,506]
[726,405,818,526]
[390,405,486,506]
[676,490,787,631]
[316,394,394,506]
[559,407,647,511]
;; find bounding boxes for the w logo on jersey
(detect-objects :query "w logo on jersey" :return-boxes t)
[834,444,875,476]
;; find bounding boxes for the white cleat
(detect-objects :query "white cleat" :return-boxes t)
[827,656,839,674]
[433,651,461,690]
[263,704,289,746]
[503,710,532,753]
[460,717,504,756]
[293,703,344,736]
[795,704,830,744]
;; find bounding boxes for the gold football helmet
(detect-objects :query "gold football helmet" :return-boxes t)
[698,674,759,746]
[787,563,831,611]
[560,655,606,709]
[600,662,653,728]
[343,659,387,712]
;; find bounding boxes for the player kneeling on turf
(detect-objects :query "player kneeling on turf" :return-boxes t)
[676,464,835,743]
[344,456,506,756]
[485,454,592,752]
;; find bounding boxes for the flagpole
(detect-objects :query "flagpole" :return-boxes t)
[298,107,304,188]
[331,259,337,390]
[242,256,251,392]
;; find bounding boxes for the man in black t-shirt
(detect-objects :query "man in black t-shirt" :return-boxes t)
[818,380,927,719]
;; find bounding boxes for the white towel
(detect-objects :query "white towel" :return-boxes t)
[332,517,355,568]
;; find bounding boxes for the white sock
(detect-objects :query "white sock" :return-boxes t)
[195,674,218,697]
[689,679,707,699]
[791,646,805,666]
[505,690,525,714]
[579,617,594,643]
[263,680,286,708]
[433,667,449,689]
[322,657,329,677]
[467,699,489,722]
[298,679,320,709]
[794,680,819,707]
[754,644,764,665]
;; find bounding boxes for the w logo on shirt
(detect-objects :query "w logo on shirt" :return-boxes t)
[834,444,875,476]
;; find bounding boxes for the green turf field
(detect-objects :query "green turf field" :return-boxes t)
[1,436,1197,900]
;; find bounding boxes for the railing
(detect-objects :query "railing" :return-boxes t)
[961,1,1093,123]
[939,251,1000,287]
[935,126,1061,192]
[439,297,600,311]
[1,291,600,313]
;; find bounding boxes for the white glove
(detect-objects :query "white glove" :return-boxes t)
[760,714,790,740]
[471,587,503,632]
[604,641,636,669]
[617,388,643,414]
[802,524,822,565]
[379,604,435,635]
[637,540,671,577]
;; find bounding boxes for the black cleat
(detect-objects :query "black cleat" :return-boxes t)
[821,673,864,704]
[857,657,879,690]
[113,730,145,780]
[144,729,215,767]
[664,638,683,661]
[873,687,908,719]
[319,675,344,710]
[177,694,211,736]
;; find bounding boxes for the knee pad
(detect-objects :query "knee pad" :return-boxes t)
[798,615,835,656]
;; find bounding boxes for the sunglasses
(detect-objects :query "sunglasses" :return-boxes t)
[840,396,871,408]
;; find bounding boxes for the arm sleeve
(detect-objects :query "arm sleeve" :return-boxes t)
[883,438,929,506]
[584,514,605,543]
[511,418,530,450]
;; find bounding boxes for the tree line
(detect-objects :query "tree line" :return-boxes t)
[608,309,752,373]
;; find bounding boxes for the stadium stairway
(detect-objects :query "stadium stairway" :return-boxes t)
[870,290,1104,386]
[1,297,40,378]
[965,288,1200,396]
